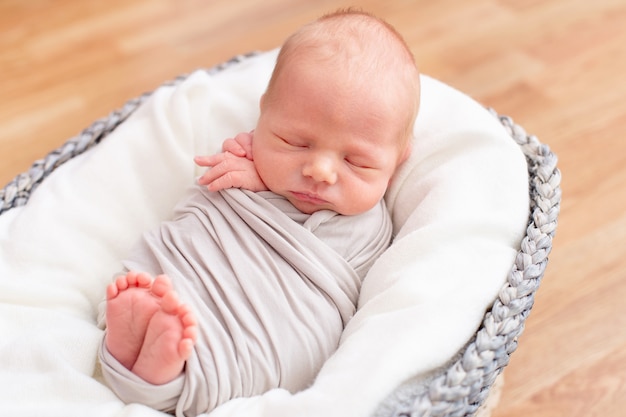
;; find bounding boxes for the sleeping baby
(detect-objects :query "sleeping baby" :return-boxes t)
[99,9,420,415]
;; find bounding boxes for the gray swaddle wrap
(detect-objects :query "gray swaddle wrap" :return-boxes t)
[100,186,391,415]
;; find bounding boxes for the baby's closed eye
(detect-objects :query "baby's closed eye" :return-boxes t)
[279,135,308,148]
[345,156,376,170]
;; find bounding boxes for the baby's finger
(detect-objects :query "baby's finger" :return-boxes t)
[222,138,247,157]
[233,132,254,159]
[204,172,243,192]
[197,155,243,186]
[197,164,225,186]
[194,154,224,167]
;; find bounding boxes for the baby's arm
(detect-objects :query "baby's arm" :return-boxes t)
[195,132,268,192]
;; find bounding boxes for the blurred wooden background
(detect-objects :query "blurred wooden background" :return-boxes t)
[1,0,625,415]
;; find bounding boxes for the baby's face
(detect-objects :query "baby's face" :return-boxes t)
[253,59,410,215]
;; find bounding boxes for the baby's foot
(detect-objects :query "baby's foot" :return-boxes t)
[104,272,172,370]
[131,288,197,385]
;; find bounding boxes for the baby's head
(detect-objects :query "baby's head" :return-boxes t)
[253,10,421,215]
[265,9,420,148]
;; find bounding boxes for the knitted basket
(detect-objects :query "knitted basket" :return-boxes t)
[0,53,561,417]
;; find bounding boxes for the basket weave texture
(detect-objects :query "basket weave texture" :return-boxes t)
[0,54,561,417]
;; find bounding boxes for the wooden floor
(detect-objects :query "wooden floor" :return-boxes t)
[1,0,625,415]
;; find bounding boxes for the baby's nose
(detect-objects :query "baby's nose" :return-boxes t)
[303,154,338,185]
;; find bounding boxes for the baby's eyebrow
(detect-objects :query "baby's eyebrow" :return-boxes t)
[347,138,381,155]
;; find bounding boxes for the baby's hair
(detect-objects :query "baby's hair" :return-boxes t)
[264,9,421,148]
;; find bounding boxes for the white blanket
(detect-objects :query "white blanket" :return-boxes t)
[0,49,529,417]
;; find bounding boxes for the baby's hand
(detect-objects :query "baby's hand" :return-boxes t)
[195,132,267,192]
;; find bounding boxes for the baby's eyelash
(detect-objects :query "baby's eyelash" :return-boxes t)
[280,136,307,148]
[345,157,372,169]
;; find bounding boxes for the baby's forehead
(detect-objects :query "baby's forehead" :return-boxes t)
[268,38,419,135]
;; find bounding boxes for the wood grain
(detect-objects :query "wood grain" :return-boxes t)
[2,1,625,415]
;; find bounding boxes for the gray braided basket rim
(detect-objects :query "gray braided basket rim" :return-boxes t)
[0,52,561,417]
[391,110,561,417]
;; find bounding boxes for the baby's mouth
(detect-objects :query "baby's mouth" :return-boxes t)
[290,191,328,205]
